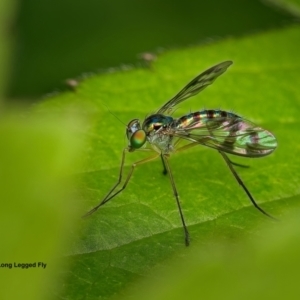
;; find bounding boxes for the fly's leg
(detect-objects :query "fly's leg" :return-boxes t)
[162,154,190,246]
[219,151,277,220]
[161,139,185,175]
[229,160,249,168]
[83,148,159,218]
[161,154,168,175]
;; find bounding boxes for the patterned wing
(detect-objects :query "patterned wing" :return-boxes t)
[156,61,233,115]
[172,116,277,157]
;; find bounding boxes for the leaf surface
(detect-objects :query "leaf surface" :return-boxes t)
[35,25,300,299]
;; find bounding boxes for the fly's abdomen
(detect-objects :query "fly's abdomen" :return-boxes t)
[175,109,237,129]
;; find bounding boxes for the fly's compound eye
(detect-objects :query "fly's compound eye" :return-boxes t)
[130,129,146,149]
[126,119,146,151]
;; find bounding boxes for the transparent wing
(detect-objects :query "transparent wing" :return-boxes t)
[171,116,277,157]
[156,61,233,115]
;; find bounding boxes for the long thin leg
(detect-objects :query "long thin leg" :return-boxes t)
[219,151,277,220]
[160,139,184,175]
[83,148,127,217]
[83,149,159,218]
[174,139,250,169]
[162,154,190,246]
[175,141,200,153]
[161,154,168,175]
[229,160,249,168]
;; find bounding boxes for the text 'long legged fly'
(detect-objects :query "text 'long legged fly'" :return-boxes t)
[83,61,277,246]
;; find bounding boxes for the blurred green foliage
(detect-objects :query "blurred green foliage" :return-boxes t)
[120,210,300,300]
[7,0,295,99]
[0,113,85,299]
[0,0,17,101]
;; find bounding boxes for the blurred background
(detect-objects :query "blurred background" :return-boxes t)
[4,0,296,103]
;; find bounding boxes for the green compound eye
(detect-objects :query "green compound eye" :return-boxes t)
[130,130,146,149]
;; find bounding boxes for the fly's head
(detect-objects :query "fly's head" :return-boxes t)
[126,119,147,152]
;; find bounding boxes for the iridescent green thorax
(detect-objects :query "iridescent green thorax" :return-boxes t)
[142,114,174,153]
[142,114,174,134]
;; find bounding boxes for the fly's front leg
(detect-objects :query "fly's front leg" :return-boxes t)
[83,148,127,218]
[161,154,190,246]
[83,149,159,218]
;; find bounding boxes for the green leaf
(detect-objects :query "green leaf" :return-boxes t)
[118,210,300,300]
[35,25,300,299]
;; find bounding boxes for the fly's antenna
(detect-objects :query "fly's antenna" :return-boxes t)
[101,102,127,127]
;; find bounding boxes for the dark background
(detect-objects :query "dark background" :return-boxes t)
[7,0,296,100]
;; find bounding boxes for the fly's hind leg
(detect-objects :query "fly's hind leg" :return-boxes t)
[229,159,249,168]
[219,151,277,220]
